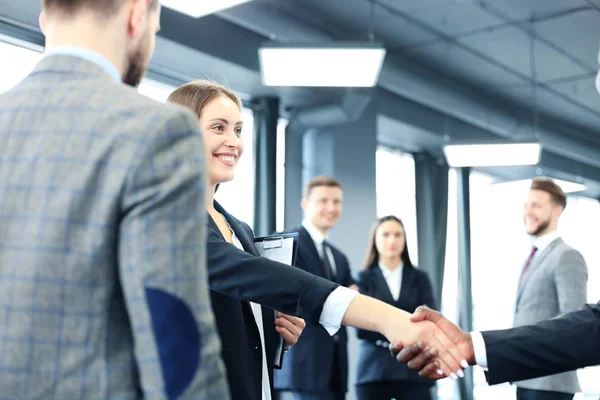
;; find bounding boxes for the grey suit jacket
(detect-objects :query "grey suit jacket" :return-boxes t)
[0,55,228,399]
[513,237,588,393]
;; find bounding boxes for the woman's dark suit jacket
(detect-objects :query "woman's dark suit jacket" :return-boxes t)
[355,263,436,386]
[206,201,338,400]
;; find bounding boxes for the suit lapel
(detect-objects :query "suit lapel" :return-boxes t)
[372,267,396,304]
[214,201,259,256]
[207,213,225,240]
[516,238,562,303]
[397,265,415,307]
[213,202,275,366]
[299,227,327,276]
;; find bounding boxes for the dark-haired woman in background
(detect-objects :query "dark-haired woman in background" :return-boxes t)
[355,216,436,400]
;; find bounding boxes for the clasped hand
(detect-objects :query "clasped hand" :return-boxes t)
[275,312,306,348]
[387,306,474,380]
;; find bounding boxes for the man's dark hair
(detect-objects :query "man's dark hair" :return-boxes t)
[42,0,159,16]
[530,177,567,210]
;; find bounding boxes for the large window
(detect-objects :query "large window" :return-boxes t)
[276,118,288,232]
[0,38,177,104]
[138,78,177,103]
[560,196,600,396]
[375,147,419,265]
[0,40,42,94]
[214,107,255,228]
[467,173,600,399]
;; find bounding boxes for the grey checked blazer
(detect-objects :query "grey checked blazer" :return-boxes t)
[513,237,588,393]
[0,55,228,399]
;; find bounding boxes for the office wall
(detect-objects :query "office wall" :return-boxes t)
[328,110,378,273]
[326,109,378,399]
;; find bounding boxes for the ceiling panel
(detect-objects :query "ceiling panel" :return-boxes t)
[549,76,600,115]
[370,6,441,48]
[0,0,40,26]
[534,9,599,72]
[377,0,451,14]
[486,83,600,138]
[284,0,440,47]
[492,0,589,21]
[401,41,527,87]
[459,25,588,82]
[533,40,590,82]
[411,2,505,36]
[533,89,600,136]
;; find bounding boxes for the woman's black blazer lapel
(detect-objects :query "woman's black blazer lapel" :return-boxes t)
[213,201,279,369]
[396,264,416,308]
[213,201,259,256]
[370,266,396,305]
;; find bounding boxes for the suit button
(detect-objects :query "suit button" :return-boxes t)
[333,335,339,341]
[255,346,258,350]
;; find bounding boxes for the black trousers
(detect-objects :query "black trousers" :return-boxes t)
[516,387,574,400]
[274,342,345,400]
[274,391,344,400]
[356,381,433,400]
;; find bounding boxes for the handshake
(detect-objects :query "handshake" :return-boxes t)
[385,305,475,380]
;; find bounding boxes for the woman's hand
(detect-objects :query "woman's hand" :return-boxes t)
[275,312,306,348]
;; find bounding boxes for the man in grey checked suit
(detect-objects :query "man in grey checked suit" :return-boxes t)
[514,177,588,400]
[0,0,228,398]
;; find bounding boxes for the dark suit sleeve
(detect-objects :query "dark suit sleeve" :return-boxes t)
[482,302,600,385]
[418,271,437,310]
[206,226,339,325]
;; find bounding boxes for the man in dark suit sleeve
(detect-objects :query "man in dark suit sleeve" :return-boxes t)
[274,176,357,400]
[390,303,600,386]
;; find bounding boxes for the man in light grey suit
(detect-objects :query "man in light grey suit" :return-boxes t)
[514,177,588,400]
[0,0,228,398]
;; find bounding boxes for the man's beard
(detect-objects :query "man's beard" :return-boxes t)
[123,35,149,87]
[123,49,147,87]
[528,218,550,237]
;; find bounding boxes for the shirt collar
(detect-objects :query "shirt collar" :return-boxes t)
[532,230,560,253]
[378,262,403,277]
[302,219,327,245]
[44,46,122,83]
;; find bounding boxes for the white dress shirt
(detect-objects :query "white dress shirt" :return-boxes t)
[302,220,337,275]
[230,231,272,400]
[378,263,404,301]
[531,231,561,261]
[229,226,358,399]
[472,230,562,369]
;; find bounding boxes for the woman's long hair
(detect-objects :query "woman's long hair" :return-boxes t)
[362,215,413,269]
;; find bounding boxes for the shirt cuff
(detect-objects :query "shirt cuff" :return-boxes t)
[319,286,359,335]
[470,331,488,370]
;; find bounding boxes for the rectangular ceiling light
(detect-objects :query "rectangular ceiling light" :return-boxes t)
[443,143,541,167]
[161,0,254,18]
[259,42,386,87]
[495,178,585,194]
